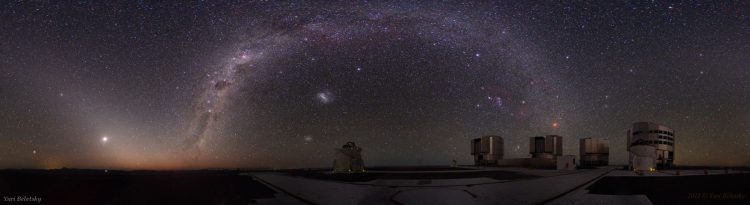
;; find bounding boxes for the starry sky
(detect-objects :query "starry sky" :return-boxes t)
[1,1,749,170]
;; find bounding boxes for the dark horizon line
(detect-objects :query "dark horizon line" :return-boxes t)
[2,164,750,172]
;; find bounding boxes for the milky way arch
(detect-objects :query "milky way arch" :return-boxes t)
[182,2,561,160]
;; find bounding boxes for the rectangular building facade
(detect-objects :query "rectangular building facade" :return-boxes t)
[529,135,563,159]
[579,137,609,166]
[471,135,504,165]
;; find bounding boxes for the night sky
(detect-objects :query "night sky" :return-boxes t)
[1,1,749,170]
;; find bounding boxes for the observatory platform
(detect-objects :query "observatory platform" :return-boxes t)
[246,166,750,205]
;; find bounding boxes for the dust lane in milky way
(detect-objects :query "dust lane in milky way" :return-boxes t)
[0,1,748,169]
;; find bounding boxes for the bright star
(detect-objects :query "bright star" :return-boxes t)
[102,136,109,143]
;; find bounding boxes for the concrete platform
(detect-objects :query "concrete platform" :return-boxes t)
[248,167,750,204]
[248,167,613,205]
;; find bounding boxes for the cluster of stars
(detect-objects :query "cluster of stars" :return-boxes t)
[0,1,748,169]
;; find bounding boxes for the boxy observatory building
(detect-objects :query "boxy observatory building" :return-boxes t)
[333,142,365,173]
[529,135,563,159]
[627,122,675,170]
[470,135,574,170]
[579,137,609,166]
[471,135,504,165]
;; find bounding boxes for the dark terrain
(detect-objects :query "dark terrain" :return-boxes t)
[360,166,473,171]
[4,167,748,205]
[285,167,538,182]
[588,173,750,205]
[0,169,277,205]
